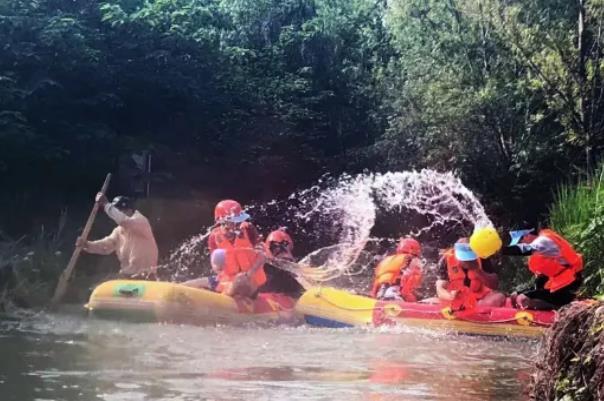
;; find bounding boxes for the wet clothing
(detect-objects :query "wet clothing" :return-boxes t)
[520,274,582,309]
[436,254,497,280]
[209,223,266,291]
[505,230,583,308]
[208,222,260,252]
[506,230,583,292]
[437,250,496,300]
[526,230,582,292]
[85,205,158,277]
[514,235,561,257]
[257,263,305,298]
[372,254,422,302]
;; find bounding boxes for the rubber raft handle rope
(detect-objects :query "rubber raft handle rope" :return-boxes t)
[312,288,548,326]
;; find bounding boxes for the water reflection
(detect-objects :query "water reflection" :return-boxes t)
[0,312,535,401]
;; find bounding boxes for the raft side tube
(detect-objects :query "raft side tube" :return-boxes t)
[295,287,556,337]
[86,280,299,326]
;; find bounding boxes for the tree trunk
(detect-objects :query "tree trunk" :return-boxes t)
[577,0,591,171]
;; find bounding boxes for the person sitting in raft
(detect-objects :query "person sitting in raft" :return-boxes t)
[185,248,266,299]
[436,238,506,308]
[208,200,262,251]
[77,194,158,279]
[265,228,295,261]
[371,237,423,302]
[258,228,305,297]
[208,248,266,298]
[182,248,226,292]
[207,199,267,297]
[505,228,583,310]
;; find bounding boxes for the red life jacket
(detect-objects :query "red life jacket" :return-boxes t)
[527,229,583,292]
[212,226,266,291]
[444,249,486,294]
[371,254,422,301]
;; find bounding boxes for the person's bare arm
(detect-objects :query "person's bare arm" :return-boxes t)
[246,251,266,276]
[436,279,457,301]
[80,229,119,255]
[435,256,456,301]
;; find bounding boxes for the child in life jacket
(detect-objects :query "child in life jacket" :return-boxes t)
[371,237,424,302]
[435,238,506,308]
[208,199,267,296]
[183,247,266,299]
[182,248,227,291]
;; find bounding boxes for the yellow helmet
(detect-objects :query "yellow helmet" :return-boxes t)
[469,226,502,258]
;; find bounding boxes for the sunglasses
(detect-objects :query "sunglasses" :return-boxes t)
[269,241,290,251]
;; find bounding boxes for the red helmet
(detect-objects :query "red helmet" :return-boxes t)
[214,200,250,223]
[396,237,421,256]
[265,228,294,259]
[266,228,293,251]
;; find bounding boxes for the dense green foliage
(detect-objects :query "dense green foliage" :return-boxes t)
[550,165,604,296]
[1,0,603,233]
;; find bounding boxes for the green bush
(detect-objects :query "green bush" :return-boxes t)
[549,165,604,296]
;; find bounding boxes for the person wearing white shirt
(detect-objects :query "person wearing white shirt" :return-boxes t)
[77,194,159,278]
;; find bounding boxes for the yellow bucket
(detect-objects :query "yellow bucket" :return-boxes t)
[469,226,502,258]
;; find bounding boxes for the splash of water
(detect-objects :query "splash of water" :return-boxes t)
[163,169,492,285]
[257,169,493,281]
[162,225,215,281]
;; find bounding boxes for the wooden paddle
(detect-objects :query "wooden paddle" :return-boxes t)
[51,173,112,306]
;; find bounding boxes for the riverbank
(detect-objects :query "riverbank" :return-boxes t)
[531,301,604,401]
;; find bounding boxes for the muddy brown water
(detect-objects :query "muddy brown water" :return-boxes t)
[0,309,538,401]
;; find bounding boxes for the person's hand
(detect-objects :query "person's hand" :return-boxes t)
[75,237,88,248]
[95,192,108,206]
[516,294,529,309]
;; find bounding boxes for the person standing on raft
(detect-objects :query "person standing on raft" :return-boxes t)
[207,200,267,298]
[371,237,424,301]
[505,228,583,310]
[436,238,506,308]
[77,194,158,279]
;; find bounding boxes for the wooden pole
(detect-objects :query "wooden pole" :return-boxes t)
[50,173,112,306]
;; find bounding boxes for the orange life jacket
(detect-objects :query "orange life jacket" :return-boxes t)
[371,254,422,301]
[400,265,422,302]
[527,229,583,292]
[213,226,267,291]
[444,248,486,294]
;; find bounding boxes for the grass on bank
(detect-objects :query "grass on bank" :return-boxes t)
[549,165,604,296]
[0,212,69,309]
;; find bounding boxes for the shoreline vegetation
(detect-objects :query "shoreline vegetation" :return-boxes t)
[531,301,604,401]
[2,0,604,235]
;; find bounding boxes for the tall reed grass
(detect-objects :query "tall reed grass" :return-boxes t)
[549,165,604,295]
[0,212,69,308]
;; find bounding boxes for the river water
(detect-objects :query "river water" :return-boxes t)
[0,309,538,401]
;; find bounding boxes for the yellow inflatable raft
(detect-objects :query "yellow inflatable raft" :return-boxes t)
[85,280,299,325]
[295,287,556,338]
